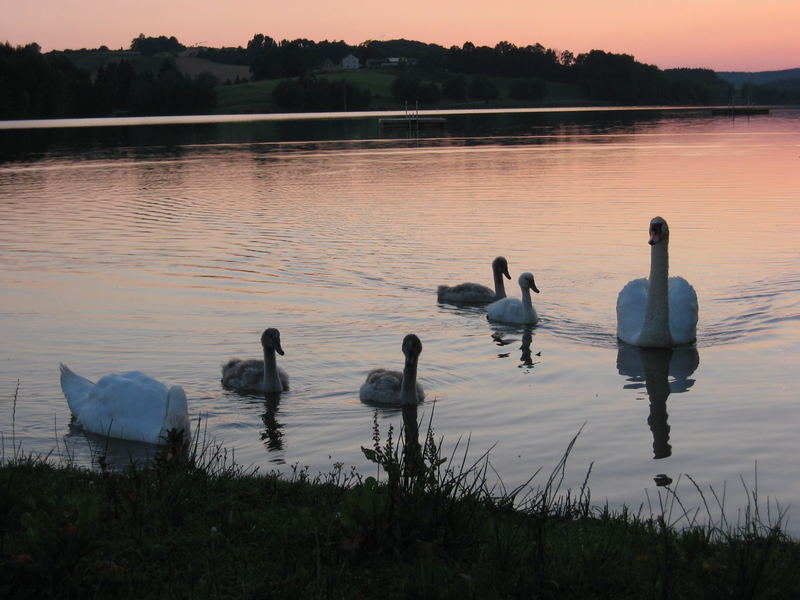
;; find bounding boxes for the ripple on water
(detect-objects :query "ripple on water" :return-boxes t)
[2,113,800,534]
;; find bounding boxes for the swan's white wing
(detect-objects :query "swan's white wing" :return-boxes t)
[487,297,521,323]
[668,277,698,345]
[487,297,511,322]
[60,364,96,418]
[80,371,170,444]
[616,278,648,345]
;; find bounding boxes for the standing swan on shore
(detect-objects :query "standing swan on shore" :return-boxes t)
[616,216,698,347]
[222,328,289,394]
[59,364,190,445]
[359,334,425,405]
[486,272,540,325]
[437,256,511,304]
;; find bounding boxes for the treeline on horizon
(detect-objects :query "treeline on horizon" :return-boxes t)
[0,40,216,119]
[1,33,796,120]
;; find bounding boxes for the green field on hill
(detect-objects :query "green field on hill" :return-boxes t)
[214,69,590,114]
[57,50,592,114]
[59,50,251,83]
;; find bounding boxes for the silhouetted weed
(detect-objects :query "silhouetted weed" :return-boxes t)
[1,391,798,598]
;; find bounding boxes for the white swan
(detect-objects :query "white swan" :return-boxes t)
[59,364,190,445]
[437,256,511,304]
[617,216,698,347]
[359,334,425,405]
[486,272,540,325]
[222,328,289,394]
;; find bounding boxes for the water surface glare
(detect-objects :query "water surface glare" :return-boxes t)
[1,109,799,533]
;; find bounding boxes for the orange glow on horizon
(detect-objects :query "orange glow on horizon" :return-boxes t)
[1,0,799,71]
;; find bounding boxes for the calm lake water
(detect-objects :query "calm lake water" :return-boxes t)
[1,108,799,533]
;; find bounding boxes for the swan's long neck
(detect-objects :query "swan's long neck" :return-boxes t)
[399,357,419,405]
[493,269,507,299]
[519,286,536,323]
[639,241,671,347]
[262,347,283,393]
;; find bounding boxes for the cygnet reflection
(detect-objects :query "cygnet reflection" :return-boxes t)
[492,327,540,370]
[260,392,284,451]
[401,403,423,471]
[519,329,539,369]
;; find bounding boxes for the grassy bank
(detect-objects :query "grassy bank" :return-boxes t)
[1,415,798,599]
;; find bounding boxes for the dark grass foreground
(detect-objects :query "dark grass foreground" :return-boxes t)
[1,410,799,599]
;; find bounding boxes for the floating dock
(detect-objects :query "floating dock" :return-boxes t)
[378,116,447,129]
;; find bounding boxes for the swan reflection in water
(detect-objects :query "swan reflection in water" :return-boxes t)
[64,427,179,471]
[221,387,285,454]
[519,329,540,369]
[363,401,425,478]
[260,392,285,452]
[401,404,423,471]
[616,344,699,471]
[492,327,540,371]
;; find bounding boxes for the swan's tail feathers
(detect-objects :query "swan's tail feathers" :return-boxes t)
[59,363,95,417]
[163,386,191,445]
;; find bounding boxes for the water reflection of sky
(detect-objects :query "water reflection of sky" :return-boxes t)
[1,108,799,534]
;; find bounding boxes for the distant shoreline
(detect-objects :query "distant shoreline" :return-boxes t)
[0,104,760,131]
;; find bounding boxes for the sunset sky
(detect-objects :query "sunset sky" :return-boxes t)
[2,0,799,72]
